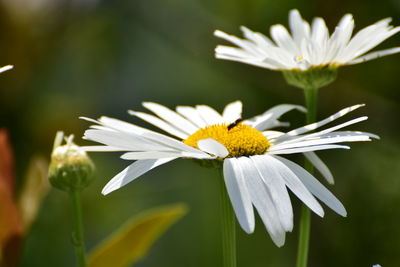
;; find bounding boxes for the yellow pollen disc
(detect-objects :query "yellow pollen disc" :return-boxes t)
[183,123,270,157]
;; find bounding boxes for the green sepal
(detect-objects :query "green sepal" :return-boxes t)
[283,65,338,90]
[190,158,223,169]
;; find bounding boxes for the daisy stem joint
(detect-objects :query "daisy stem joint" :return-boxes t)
[283,66,337,91]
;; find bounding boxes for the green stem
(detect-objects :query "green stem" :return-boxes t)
[70,189,87,267]
[219,169,237,267]
[296,88,318,267]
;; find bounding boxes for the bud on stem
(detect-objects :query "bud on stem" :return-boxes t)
[48,132,94,192]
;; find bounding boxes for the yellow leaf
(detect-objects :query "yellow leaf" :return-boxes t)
[17,155,49,233]
[88,203,188,267]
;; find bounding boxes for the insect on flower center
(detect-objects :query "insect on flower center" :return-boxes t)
[183,121,270,158]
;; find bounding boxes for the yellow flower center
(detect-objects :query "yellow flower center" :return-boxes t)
[183,122,270,157]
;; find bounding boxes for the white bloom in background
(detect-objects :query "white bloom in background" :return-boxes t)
[214,9,400,71]
[0,65,13,74]
[81,101,377,246]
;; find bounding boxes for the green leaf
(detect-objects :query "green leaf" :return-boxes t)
[87,203,188,267]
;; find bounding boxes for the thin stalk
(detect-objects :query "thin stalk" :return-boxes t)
[296,88,318,267]
[70,189,87,267]
[219,169,237,267]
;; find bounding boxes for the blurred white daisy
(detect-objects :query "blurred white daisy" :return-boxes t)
[215,9,400,71]
[0,65,13,73]
[81,101,377,246]
[215,10,400,89]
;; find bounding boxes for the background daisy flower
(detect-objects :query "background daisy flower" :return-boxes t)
[82,101,377,246]
[214,9,400,90]
[215,9,400,71]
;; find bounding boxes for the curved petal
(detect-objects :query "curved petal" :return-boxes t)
[238,157,286,247]
[223,158,255,233]
[251,155,293,232]
[0,65,13,73]
[222,101,243,123]
[303,152,334,184]
[128,111,188,139]
[102,158,176,195]
[262,156,325,217]
[175,106,207,129]
[284,104,365,137]
[198,138,229,158]
[348,47,400,65]
[196,105,224,125]
[143,102,199,135]
[245,104,306,131]
[274,156,347,217]
[289,9,311,44]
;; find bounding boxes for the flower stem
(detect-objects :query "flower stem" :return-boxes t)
[219,169,237,267]
[70,189,87,267]
[296,88,318,267]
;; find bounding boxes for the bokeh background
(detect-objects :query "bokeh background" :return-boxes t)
[1,0,400,266]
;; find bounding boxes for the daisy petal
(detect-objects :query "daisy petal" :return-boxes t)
[275,156,347,216]
[128,110,189,139]
[245,104,306,131]
[289,9,311,44]
[223,158,255,233]
[264,156,325,217]
[271,132,371,150]
[0,65,13,73]
[97,117,208,155]
[268,144,350,154]
[81,145,129,152]
[197,138,229,158]
[102,158,176,195]
[262,130,285,140]
[270,24,299,55]
[214,30,261,54]
[176,106,207,128]
[222,101,243,123]
[303,152,334,184]
[196,105,224,125]
[238,157,286,247]
[251,155,293,232]
[83,129,171,151]
[216,52,280,69]
[143,102,199,134]
[285,104,365,136]
[348,47,400,64]
[240,26,275,47]
[120,151,211,160]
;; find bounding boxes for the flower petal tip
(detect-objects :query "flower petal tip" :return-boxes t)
[0,65,13,73]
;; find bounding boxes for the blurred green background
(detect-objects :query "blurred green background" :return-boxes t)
[1,0,400,266]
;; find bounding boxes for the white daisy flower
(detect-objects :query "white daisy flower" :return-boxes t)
[215,9,400,70]
[0,65,13,73]
[81,101,377,246]
[214,9,400,89]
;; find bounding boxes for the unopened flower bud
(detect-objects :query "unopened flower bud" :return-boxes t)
[48,132,94,192]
